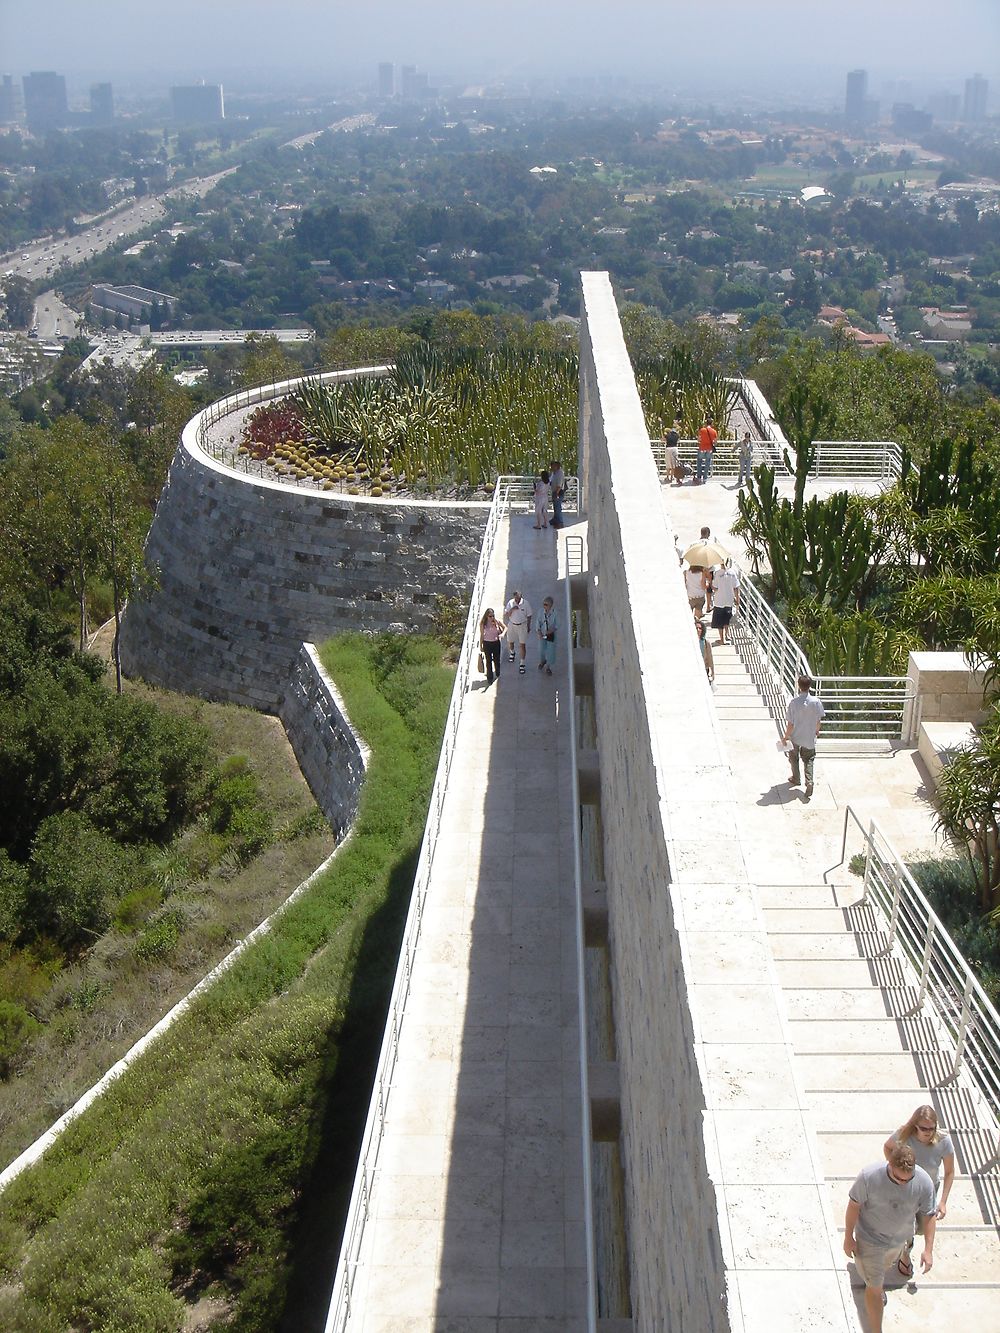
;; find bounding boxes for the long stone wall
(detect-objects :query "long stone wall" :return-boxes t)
[578,273,855,1331]
[278,643,369,839]
[120,385,488,710]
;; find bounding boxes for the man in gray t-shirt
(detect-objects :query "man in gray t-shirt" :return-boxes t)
[845,1144,936,1332]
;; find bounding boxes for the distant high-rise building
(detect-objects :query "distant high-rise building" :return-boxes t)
[927,90,960,123]
[22,70,68,132]
[963,73,988,122]
[845,69,867,124]
[400,65,429,100]
[170,83,225,123]
[0,74,15,125]
[892,103,932,136]
[90,82,114,125]
[378,62,394,97]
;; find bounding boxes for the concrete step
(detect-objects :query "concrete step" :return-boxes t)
[769,933,891,961]
[795,1052,926,1091]
[808,1088,987,1134]
[787,1016,944,1053]
[784,988,919,1021]
[758,884,863,909]
[764,905,882,933]
[776,957,912,989]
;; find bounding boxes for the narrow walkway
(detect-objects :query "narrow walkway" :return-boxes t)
[345,510,587,1330]
[669,472,1000,1328]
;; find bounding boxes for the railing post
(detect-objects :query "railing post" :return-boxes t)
[887,860,902,946]
[952,973,975,1075]
[918,918,935,1004]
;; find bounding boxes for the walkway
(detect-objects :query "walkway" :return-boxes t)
[666,475,1000,1329]
[342,510,588,1330]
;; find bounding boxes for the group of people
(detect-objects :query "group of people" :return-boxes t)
[532,460,566,530]
[479,589,559,684]
[846,1103,954,1331]
[683,529,741,686]
[662,418,756,488]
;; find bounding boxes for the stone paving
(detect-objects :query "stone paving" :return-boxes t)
[345,509,588,1331]
[665,475,1000,1330]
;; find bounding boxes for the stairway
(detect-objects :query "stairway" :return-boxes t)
[760,879,1000,1328]
[709,638,774,725]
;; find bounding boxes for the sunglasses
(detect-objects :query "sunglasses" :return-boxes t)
[916,1124,935,1133]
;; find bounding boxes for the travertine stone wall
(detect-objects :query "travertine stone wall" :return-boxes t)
[120,414,488,710]
[579,273,855,1332]
[908,651,988,726]
[278,644,369,839]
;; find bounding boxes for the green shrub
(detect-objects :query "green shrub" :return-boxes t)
[133,911,184,965]
[113,885,161,933]
[27,813,134,951]
[208,760,275,866]
[0,1001,41,1078]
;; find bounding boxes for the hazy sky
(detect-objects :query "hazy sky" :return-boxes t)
[2,0,998,97]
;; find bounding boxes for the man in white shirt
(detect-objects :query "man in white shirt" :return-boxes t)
[711,560,740,645]
[782,674,825,800]
[504,590,533,674]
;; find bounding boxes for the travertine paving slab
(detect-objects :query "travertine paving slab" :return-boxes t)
[347,514,586,1330]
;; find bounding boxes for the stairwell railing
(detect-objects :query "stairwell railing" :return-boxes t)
[734,576,913,741]
[838,807,1000,1141]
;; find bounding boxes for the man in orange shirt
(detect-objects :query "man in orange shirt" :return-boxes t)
[695,416,717,485]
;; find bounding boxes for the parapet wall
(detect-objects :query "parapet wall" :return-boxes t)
[579,273,855,1332]
[120,378,488,711]
[278,644,369,839]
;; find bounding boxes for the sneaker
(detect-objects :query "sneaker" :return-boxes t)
[519,663,526,674]
[804,782,814,799]
[509,650,515,662]
[538,661,545,670]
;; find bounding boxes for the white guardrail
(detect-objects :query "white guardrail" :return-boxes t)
[734,575,913,741]
[843,809,1000,1137]
[323,474,577,1332]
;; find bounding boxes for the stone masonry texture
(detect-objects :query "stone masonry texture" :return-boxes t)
[120,434,488,711]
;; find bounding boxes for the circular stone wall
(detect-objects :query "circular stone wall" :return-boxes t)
[120,377,489,710]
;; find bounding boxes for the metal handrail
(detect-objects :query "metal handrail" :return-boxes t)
[733,575,912,740]
[808,442,904,480]
[322,476,528,1333]
[840,807,1000,1133]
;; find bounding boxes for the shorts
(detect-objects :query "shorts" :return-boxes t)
[853,1236,905,1288]
[711,606,733,629]
[664,446,679,471]
[688,596,705,612]
[507,621,529,646]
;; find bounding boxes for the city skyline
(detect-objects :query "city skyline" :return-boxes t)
[1,0,998,99]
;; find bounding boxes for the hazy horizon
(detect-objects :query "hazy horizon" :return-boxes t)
[2,0,998,106]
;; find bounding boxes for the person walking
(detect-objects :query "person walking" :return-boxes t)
[782,674,825,800]
[549,460,565,528]
[504,590,533,673]
[479,607,506,686]
[696,620,714,684]
[844,1143,936,1333]
[685,565,708,618]
[883,1105,955,1278]
[711,559,740,646]
[695,415,717,485]
[737,430,754,487]
[533,470,550,528]
[536,596,558,675]
[664,421,684,486]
